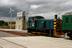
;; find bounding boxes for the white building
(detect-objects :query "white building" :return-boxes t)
[16,11,27,30]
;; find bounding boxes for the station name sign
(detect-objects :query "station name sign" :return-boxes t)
[17,12,23,17]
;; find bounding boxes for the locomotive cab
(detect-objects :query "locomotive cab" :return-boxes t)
[62,15,72,39]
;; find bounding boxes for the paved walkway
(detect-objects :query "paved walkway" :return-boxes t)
[1,36,72,48]
[0,38,27,48]
[0,29,71,48]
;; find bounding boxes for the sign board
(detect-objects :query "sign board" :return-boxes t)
[17,12,23,17]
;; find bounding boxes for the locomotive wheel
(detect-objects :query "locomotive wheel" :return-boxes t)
[67,32,72,39]
[64,33,69,39]
[28,29,32,33]
[69,35,72,39]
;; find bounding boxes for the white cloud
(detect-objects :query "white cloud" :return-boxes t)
[30,5,41,9]
[1,0,9,4]
[28,0,72,17]
[0,0,72,19]
[64,1,72,5]
[0,0,16,6]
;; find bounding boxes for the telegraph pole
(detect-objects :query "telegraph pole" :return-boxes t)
[10,11,12,29]
[9,8,14,29]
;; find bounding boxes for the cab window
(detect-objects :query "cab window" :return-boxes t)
[71,18,72,23]
[65,17,69,23]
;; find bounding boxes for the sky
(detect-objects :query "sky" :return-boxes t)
[0,0,72,20]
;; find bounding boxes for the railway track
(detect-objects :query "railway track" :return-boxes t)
[0,29,53,36]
